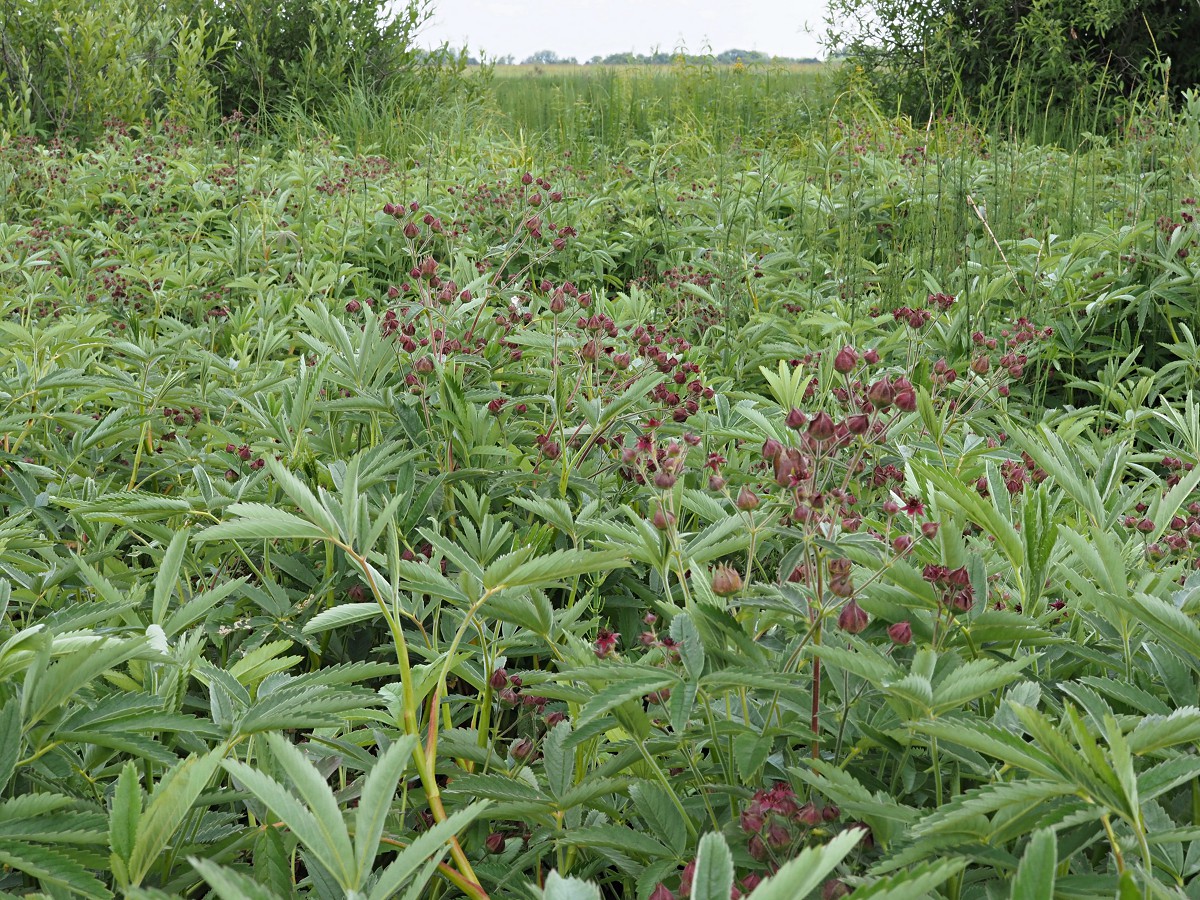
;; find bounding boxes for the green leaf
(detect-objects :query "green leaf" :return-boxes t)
[482,547,628,592]
[266,457,341,538]
[367,801,488,900]
[262,733,355,885]
[301,602,381,635]
[194,503,330,543]
[670,612,705,681]
[225,748,355,890]
[847,858,966,898]
[0,700,18,792]
[0,841,114,899]
[541,870,602,900]
[191,857,287,900]
[543,720,573,801]
[690,831,734,900]
[1010,829,1056,900]
[630,781,688,857]
[109,762,142,886]
[558,825,673,860]
[151,529,190,626]
[747,828,862,899]
[577,670,679,727]
[353,736,417,882]
[128,748,224,886]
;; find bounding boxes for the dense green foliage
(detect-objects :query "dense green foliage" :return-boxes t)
[827,0,1200,122]
[3,57,1200,900]
[0,0,470,140]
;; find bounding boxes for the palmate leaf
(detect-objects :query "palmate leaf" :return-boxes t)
[224,752,353,889]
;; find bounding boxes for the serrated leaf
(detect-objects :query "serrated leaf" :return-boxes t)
[747,828,862,899]
[543,720,573,801]
[0,700,18,791]
[109,762,141,881]
[128,748,224,886]
[367,801,487,900]
[541,870,602,900]
[577,670,679,727]
[482,548,628,591]
[691,831,734,900]
[558,825,673,860]
[300,598,380,635]
[848,858,966,898]
[630,781,688,857]
[670,612,704,681]
[225,753,354,889]
[352,736,417,881]
[444,774,548,804]
[191,857,287,900]
[194,503,329,543]
[266,457,342,538]
[1011,828,1056,900]
[0,841,113,899]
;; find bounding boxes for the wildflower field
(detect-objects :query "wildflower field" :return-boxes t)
[4,60,1200,900]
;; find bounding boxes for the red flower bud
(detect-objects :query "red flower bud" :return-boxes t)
[808,411,836,442]
[785,407,808,429]
[888,621,912,644]
[833,346,858,373]
[837,598,869,634]
[866,379,894,409]
[736,486,760,510]
[846,413,870,435]
[711,565,743,597]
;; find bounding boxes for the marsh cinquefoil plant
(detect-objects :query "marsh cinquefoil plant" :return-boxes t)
[3,84,1200,898]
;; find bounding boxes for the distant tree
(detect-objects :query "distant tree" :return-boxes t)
[826,0,1200,117]
[521,50,561,65]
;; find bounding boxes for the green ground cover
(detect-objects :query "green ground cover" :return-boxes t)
[2,65,1200,898]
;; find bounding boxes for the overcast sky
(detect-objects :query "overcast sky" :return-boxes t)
[417,0,829,62]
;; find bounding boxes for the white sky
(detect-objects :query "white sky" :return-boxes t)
[416,0,829,62]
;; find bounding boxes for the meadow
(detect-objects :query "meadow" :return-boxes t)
[3,62,1200,899]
